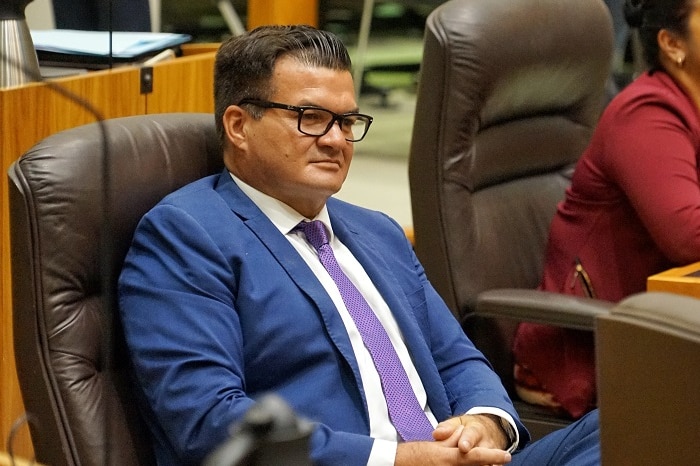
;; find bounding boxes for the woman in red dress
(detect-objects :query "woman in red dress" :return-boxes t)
[514,0,700,419]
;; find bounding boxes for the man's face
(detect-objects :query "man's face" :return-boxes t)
[224,55,358,218]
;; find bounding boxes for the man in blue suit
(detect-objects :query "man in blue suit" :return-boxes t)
[118,25,600,466]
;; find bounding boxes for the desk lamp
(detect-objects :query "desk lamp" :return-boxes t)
[0,0,41,88]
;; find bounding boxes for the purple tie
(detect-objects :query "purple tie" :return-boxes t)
[296,220,434,442]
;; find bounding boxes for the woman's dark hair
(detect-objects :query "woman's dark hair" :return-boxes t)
[624,0,694,70]
[213,25,352,146]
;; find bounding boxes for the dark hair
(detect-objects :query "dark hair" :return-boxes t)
[624,0,694,70]
[213,25,352,145]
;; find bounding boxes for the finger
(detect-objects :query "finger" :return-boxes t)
[432,426,452,441]
[463,446,512,465]
[436,424,464,447]
[458,424,481,453]
[432,419,462,441]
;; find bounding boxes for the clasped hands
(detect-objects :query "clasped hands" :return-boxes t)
[394,414,512,466]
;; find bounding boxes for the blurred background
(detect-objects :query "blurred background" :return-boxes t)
[24,0,637,227]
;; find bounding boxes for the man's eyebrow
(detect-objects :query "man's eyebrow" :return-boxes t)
[296,100,360,113]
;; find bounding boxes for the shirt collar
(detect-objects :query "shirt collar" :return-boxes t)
[229,172,334,239]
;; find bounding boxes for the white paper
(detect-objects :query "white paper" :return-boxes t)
[30,29,191,58]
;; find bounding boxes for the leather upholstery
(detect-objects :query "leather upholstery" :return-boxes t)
[9,113,223,466]
[409,0,613,438]
[410,0,613,315]
[597,292,700,464]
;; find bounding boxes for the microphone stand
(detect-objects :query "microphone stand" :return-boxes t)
[202,394,313,466]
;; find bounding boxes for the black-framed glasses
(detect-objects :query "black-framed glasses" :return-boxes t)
[238,98,374,142]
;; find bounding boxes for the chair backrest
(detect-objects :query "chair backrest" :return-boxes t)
[9,113,223,466]
[596,291,700,464]
[409,0,613,322]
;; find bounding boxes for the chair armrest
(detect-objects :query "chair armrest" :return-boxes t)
[608,291,700,335]
[474,289,614,331]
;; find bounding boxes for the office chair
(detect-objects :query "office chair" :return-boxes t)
[597,291,700,465]
[409,0,614,439]
[8,113,223,466]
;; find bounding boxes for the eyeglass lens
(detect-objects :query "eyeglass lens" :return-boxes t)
[299,108,370,141]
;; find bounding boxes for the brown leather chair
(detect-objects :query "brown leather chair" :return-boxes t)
[9,113,223,466]
[597,291,700,465]
[409,0,614,438]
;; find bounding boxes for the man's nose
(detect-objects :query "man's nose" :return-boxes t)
[319,118,349,144]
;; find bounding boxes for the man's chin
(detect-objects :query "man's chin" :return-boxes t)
[307,168,348,191]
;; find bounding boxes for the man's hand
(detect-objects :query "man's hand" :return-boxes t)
[434,413,510,451]
[394,415,512,466]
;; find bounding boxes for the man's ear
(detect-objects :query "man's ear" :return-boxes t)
[658,28,686,65]
[223,104,248,150]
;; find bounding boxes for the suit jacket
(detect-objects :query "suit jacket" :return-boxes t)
[118,170,527,465]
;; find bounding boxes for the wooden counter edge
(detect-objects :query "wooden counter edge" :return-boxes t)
[647,261,700,299]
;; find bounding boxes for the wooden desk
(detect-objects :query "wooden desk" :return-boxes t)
[0,44,218,459]
[647,262,700,299]
[0,452,43,466]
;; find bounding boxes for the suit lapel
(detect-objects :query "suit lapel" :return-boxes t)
[328,206,420,346]
[213,172,366,396]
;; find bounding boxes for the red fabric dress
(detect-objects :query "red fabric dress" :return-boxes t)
[514,70,700,418]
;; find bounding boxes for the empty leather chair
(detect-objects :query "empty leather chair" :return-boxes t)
[409,0,614,438]
[9,113,222,466]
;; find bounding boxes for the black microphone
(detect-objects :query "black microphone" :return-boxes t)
[202,394,313,466]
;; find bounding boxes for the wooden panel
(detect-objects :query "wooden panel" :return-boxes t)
[248,0,318,28]
[1,68,143,157]
[146,51,217,114]
[647,262,700,299]
[180,42,220,56]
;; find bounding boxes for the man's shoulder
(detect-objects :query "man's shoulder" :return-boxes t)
[327,196,384,217]
[327,197,395,225]
[327,197,404,241]
[140,172,237,230]
[160,173,222,205]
